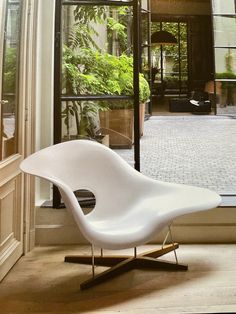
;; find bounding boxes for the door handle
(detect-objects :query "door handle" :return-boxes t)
[0,100,9,105]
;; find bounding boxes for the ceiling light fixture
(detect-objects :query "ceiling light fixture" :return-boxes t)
[151,30,177,45]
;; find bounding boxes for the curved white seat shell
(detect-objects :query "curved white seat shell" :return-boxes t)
[20,140,221,250]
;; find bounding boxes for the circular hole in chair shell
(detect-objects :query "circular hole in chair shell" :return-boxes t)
[74,189,96,214]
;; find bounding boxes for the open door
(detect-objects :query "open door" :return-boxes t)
[0,0,24,281]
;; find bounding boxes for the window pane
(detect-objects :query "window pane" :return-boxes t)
[61,99,135,160]
[62,5,133,96]
[215,48,236,77]
[212,0,236,15]
[213,16,236,47]
[216,81,236,115]
[1,1,21,160]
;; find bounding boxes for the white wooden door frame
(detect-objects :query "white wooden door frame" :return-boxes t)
[19,0,38,254]
[0,0,38,281]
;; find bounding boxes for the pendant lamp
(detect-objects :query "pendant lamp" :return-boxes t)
[151,30,177,45]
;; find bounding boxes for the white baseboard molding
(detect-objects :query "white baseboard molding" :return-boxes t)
[35,207,236,245]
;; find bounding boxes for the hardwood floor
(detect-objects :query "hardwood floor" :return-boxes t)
[0,244,236,313]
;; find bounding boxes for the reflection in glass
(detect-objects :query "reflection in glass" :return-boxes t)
[215,48,236,77]
[216,81,236,115]
[1,0,21,160]
[213,16,236,47]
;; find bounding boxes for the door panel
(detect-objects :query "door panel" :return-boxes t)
[188,16,214,91]
[0,177,22,250]
[0,0,24,281]
[0,173,23,281]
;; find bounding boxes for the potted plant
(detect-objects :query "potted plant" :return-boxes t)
[62,47,150,147]
[98,53,150,147]
[62,47,110,141]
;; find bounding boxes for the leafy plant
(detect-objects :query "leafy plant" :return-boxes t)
[63,46,150,100]
[107,6,131,55]
[62,5,150,138]
[63,47,150,137]
[68,5,107,50]
[3,47,17,93]
[215,72,236,80]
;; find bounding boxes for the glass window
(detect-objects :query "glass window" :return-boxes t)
[1,0,21,160]
[61,5,138,145]
[212,0,236,15]
[62,5,133,97]
[215,81,236,113]
[215,48,236,77]
[213,16,236,47]
[54,0,145,207]
[61,98,134,151]
[212,0,236,115]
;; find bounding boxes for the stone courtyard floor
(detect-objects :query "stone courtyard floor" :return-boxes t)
[116,115,236,195]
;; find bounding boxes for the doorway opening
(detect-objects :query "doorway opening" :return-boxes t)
[151,20,188,114]
[150,11,214,116]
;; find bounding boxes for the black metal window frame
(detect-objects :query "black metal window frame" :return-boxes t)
[54,0,142,208]
[140,2,152,115]
[210,1,236,115]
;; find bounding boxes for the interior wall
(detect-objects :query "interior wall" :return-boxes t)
[35,206,236,244]
[151,0,211,16]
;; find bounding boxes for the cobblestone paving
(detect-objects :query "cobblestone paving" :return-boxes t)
[115,115,236,195]
[217,105,236,116]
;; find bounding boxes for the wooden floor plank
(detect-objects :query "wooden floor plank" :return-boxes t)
[0,244,236,313]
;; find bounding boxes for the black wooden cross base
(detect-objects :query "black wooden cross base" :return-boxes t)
[64,243,188,290]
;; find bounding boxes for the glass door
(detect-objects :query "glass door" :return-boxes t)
[151,21,188,97]
[0,0,24,281]
[0,0,21,160]
[54,0,143,207]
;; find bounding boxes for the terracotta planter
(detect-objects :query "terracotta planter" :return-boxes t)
[139,102,145,137]
[99,109,134,149]
[99,103,146,149]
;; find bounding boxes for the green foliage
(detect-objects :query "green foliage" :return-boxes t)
[215,72,236,89]
[3,47,17,93]
[139,74,151,103]
[68,24,100,50]
[73,5,106,24]
[225,49,233,73]
[215,49,236,88]
[62,5,150,138]
[67,5,107,50]
[63,47,150,102]
[151,22,188,76]
[61,100,105,138]
[215,72,236,80]
[107,6,130,54]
